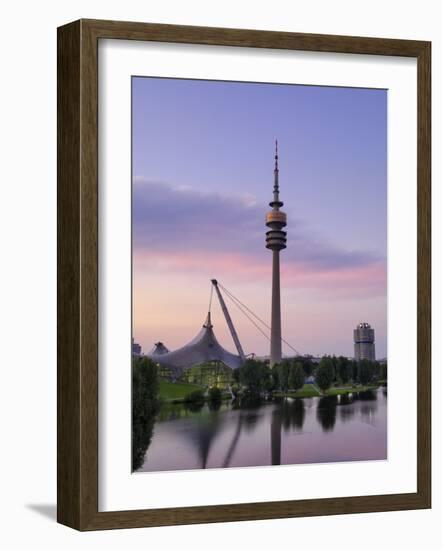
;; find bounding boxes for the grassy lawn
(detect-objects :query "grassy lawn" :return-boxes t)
[325,385,378,396]
[160,381,382,402]
[274,383,380,398]
[273,384,321,398]
[159,380,203,401]
[294,384,322,397]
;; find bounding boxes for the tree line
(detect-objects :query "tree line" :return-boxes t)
[314,355,385,392]
[232,355,387,396]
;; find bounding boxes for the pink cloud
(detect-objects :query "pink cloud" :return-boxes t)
[133,248,386,299]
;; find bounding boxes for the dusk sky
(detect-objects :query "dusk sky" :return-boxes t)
[132,77,387,358]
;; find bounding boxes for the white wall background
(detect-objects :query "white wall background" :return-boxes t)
[0,1,439,548]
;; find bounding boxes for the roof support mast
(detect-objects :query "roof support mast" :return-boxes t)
[211,279,246,362]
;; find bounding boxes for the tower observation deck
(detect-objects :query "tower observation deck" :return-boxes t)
[266,141,287,367]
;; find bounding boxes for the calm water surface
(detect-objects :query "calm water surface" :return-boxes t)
[136,388,387,472]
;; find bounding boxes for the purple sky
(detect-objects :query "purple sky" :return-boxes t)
[132,77,387,358]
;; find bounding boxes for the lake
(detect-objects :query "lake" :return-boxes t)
[136,388,387,472]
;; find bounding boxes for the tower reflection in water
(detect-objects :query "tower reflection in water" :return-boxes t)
[136,389,384,471]
[271,398,306,465]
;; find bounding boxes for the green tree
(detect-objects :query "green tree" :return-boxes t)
[278,361,290,392]
[263,367,277,392]
[232,367,241,384]
[288,362,305,391]
[132,356,159,422]
[358,359,374,385]
[331,355,339,383]
[315,356,334,393]
[300,356,314,377]
[371,361,381,384]
[238,359,270,396]
[337,356,351,384]
[132,356,160,470]
[271,364,280,389]
[351,360,359,383]
[379,361,387,382]
[316,396,338,431]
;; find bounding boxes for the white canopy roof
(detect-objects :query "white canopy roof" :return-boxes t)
[147,312,242,374]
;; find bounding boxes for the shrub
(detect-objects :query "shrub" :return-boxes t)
[184,389,205,404]
[208,386,222,401]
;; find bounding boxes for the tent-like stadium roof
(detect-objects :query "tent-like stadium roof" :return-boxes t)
[147,312,242,375]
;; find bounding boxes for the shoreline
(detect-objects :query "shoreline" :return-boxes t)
[160,382,386,404]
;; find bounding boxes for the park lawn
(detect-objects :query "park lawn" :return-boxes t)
[159,380,203,401]
[274,384,321,398]
[275,384,380,398]
[293,384,321,397]
[325,385,379,396]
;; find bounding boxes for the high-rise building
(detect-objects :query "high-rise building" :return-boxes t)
[265,141,287,367]
[354,322,376,361]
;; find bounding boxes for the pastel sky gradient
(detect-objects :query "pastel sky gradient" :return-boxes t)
[132,77,387,358]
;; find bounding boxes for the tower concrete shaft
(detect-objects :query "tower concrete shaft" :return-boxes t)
[270,250,282,364]
[265,141,287,367]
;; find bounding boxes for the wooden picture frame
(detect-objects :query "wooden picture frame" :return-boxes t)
[57,18,431,530]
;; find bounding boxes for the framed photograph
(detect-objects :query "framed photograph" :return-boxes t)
[57,19,431,530]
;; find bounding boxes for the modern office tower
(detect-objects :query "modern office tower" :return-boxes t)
[354,322,376,361]
[265,141,287,367]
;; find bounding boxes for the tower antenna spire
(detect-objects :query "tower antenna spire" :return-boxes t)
[273,139,279,199]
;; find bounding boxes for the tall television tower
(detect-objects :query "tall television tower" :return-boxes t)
[265,141,287,367]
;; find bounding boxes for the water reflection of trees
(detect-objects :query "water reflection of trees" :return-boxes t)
[316,396,338,432]
[359,390,377,401]
[233,393,263,409]
[184,400,205,413]
[231,395,264,434]
[132,419,155,471]
[338,394,356,423]
[340,394,354,406]
[281,398,305,432]
[358,390,378,425]
[316,391,380,431]
[208,399,222,412]
[157,400,225,421]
